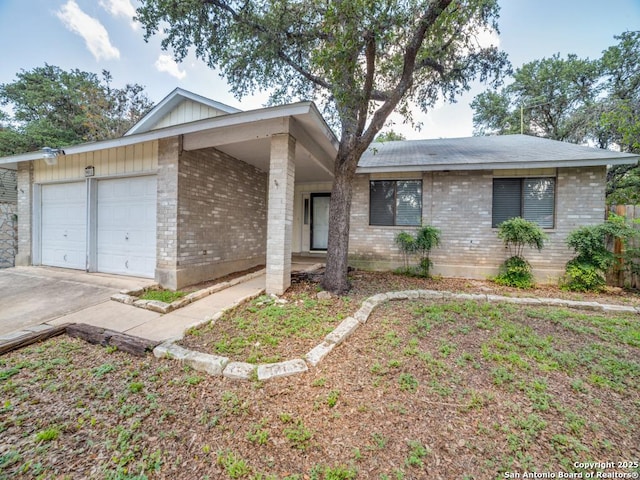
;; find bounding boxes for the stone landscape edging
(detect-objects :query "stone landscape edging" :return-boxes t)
[110,268,267,314]
[152,289,640,382]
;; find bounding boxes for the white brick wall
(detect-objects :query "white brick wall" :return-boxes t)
[348,167,607,281]
[156,137,268,289]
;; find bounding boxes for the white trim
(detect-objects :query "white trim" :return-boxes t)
[86,178,98,273]
[125,87,242,135]
[0,102,338,165]
[356,157,637,174]
[32,184,41,266]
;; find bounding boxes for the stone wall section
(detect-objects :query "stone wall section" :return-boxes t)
[0,202,17,268]
[348,166,606,282]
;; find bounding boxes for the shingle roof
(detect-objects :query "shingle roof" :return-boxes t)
[357,134,639,172]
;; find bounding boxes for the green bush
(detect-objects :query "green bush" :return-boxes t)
[495,218,547,288]
[497,217,548,257]
[394,225,441,278]
[562,214,638,291]
[562,260,606,292]
[494,255,535,289]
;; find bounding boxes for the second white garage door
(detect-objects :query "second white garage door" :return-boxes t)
[97,176,157,278]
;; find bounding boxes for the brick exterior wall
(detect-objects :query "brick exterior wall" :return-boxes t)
[156,137,268,289]
[156,137,180,285]
[15,162,33,266]
[348,167,607,282]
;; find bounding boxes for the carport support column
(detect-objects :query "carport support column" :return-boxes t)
[266,134,295,295]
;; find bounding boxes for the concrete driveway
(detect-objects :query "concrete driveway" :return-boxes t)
[0,266,154,336]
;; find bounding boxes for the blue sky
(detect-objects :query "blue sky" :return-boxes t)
[0,0,638,139]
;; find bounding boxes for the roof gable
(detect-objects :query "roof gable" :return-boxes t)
[358,134,640,172]
[125,87,242,135]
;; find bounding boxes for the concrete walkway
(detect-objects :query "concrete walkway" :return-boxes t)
[0,258,324,352]
[47,274,266,342]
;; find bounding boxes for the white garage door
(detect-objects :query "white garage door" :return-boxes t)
[97,176,157,278]
[41,182,87,270]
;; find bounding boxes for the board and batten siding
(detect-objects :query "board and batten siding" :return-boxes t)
[152,100,229,130]
[34,141,158,182]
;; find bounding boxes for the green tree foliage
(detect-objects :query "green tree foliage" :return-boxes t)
[0,64,153,156]
[471,31,640,205]
[471,53,600,140]
[600,31,640,204]
[135,0,510,293]
[494,217,547,288]
[375,130,407,142]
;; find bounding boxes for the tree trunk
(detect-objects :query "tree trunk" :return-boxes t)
[322,149,359,294]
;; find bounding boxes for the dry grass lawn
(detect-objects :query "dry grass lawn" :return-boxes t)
[1,272,639,479]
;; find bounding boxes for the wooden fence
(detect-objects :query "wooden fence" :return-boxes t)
[607,204,640,289]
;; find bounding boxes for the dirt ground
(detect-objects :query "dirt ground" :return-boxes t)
[1,272,638,479]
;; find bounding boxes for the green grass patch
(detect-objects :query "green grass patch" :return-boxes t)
[140,289,186,303]
[185,293,345,363]
[35,427,60,442]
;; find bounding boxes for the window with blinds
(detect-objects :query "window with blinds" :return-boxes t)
[370,180,422,226]
[492,177,555,228]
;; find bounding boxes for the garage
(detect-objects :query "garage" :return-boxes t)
[96,176,157,278]
[41,182,87,270]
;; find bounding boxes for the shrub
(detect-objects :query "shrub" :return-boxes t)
[562,214,638,291]
[562,260,606,292]
[495,256,535,289]
[394,225,441,277]
[394,231,416,269]
[495,218,547,288]
[497,217,548,257]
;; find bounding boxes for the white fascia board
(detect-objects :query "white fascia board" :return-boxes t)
[0,102,337,165]
[356,156,640,174]
[124,87,243,136]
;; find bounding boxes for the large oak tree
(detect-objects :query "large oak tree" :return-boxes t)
[136,0,509,293]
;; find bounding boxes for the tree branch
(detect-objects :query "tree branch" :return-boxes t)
[360,0,454,148]
[356,31,377,136]
[201,0,332,91]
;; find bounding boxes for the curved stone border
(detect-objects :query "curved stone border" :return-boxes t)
[152,289,640,381]
[111,269,266,314]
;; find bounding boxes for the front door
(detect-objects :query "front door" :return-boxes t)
[310,193,330,250]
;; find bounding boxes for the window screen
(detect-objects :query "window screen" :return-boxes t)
[370,180,422,226]
[492,177,555,228]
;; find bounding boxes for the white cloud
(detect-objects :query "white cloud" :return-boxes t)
[155,54,187,80]
[56,0,120,61]
[99,0,138,29]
